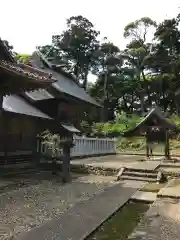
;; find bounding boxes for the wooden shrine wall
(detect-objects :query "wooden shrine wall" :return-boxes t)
[0,113,37,154]
[58,102,84,124]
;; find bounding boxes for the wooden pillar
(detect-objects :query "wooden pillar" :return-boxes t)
[3,113,8,165]
[165,131,170,160]
[62,143,71,183]
[35,135,41,165]
[146,135,149,159]
[167,132,170,159]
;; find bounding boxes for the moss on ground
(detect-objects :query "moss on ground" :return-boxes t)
[71,164,118,176]
[86,201,148,240]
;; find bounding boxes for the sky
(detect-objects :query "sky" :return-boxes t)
[1,0,180,54]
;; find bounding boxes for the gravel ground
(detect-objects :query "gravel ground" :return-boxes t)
[0,172,116,239]
[128,198,180,240]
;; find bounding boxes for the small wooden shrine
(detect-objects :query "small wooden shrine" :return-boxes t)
[123,106,177,159]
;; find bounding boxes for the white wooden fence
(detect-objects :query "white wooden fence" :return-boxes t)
[71,135,116,157]
[40,135,116,158]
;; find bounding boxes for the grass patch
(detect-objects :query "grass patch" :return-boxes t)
[140,182,166,193]
[86,201,148,240]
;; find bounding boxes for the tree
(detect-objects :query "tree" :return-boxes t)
[123,17,157,113]
[145,16,180,113]
[52,15,100,90]
[91,40,122,121]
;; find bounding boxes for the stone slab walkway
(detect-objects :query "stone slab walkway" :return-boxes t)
[72,155,161,171]
[128,198,180,240]
[158,178,180,198]
[0,173,117,239]
[131,191,157,202]
[16,180,145,240]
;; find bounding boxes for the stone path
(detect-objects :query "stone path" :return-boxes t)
[131,191,157,202]
[72,155,161,170]
[16,180,145,240]
[0,172,116,240]
[158,178,180,198]
[128,198,180,240]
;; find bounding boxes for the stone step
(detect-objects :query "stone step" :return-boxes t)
[160,163,180,168]
[125,167,158,173]
[124,171,157,179]
[120,175,157,182]
[131,191,157,202]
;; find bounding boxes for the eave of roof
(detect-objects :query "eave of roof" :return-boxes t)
[0,60,57,94]
[0,40,57,94]
[0,60,55,84]
[60,123,80,133]
[3,95,52,119]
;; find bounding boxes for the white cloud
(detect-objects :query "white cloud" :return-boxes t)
[0,0,179,53]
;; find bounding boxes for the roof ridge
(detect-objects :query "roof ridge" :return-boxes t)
[35,48,81,86]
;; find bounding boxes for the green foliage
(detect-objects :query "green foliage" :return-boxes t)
[41,130,62,158]
[117,137,146,151]
[15,54,31,64]
[170,114,180,128]
[80,120,93,136]
[33,12,180,118]
[80,113,180,152]
[80,113,142,138]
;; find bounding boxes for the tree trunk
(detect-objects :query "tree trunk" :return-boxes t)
[146,136,149,159]
[100,73,108,122]
[165,131,170,160]
[140,93,145,116]
[62,144,71,183]
[142,71,152,107]
[82,65,89,91]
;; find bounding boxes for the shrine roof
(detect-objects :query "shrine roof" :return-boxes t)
[3,95,52,119]
[3,94,82,133]
[0,60,55,82]
[29,51,101,107]
[0,40,56,94]
[123,106,177,137]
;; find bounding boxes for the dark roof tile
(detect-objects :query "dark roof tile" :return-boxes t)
[30,52,101,107]
[3,95,52,119]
